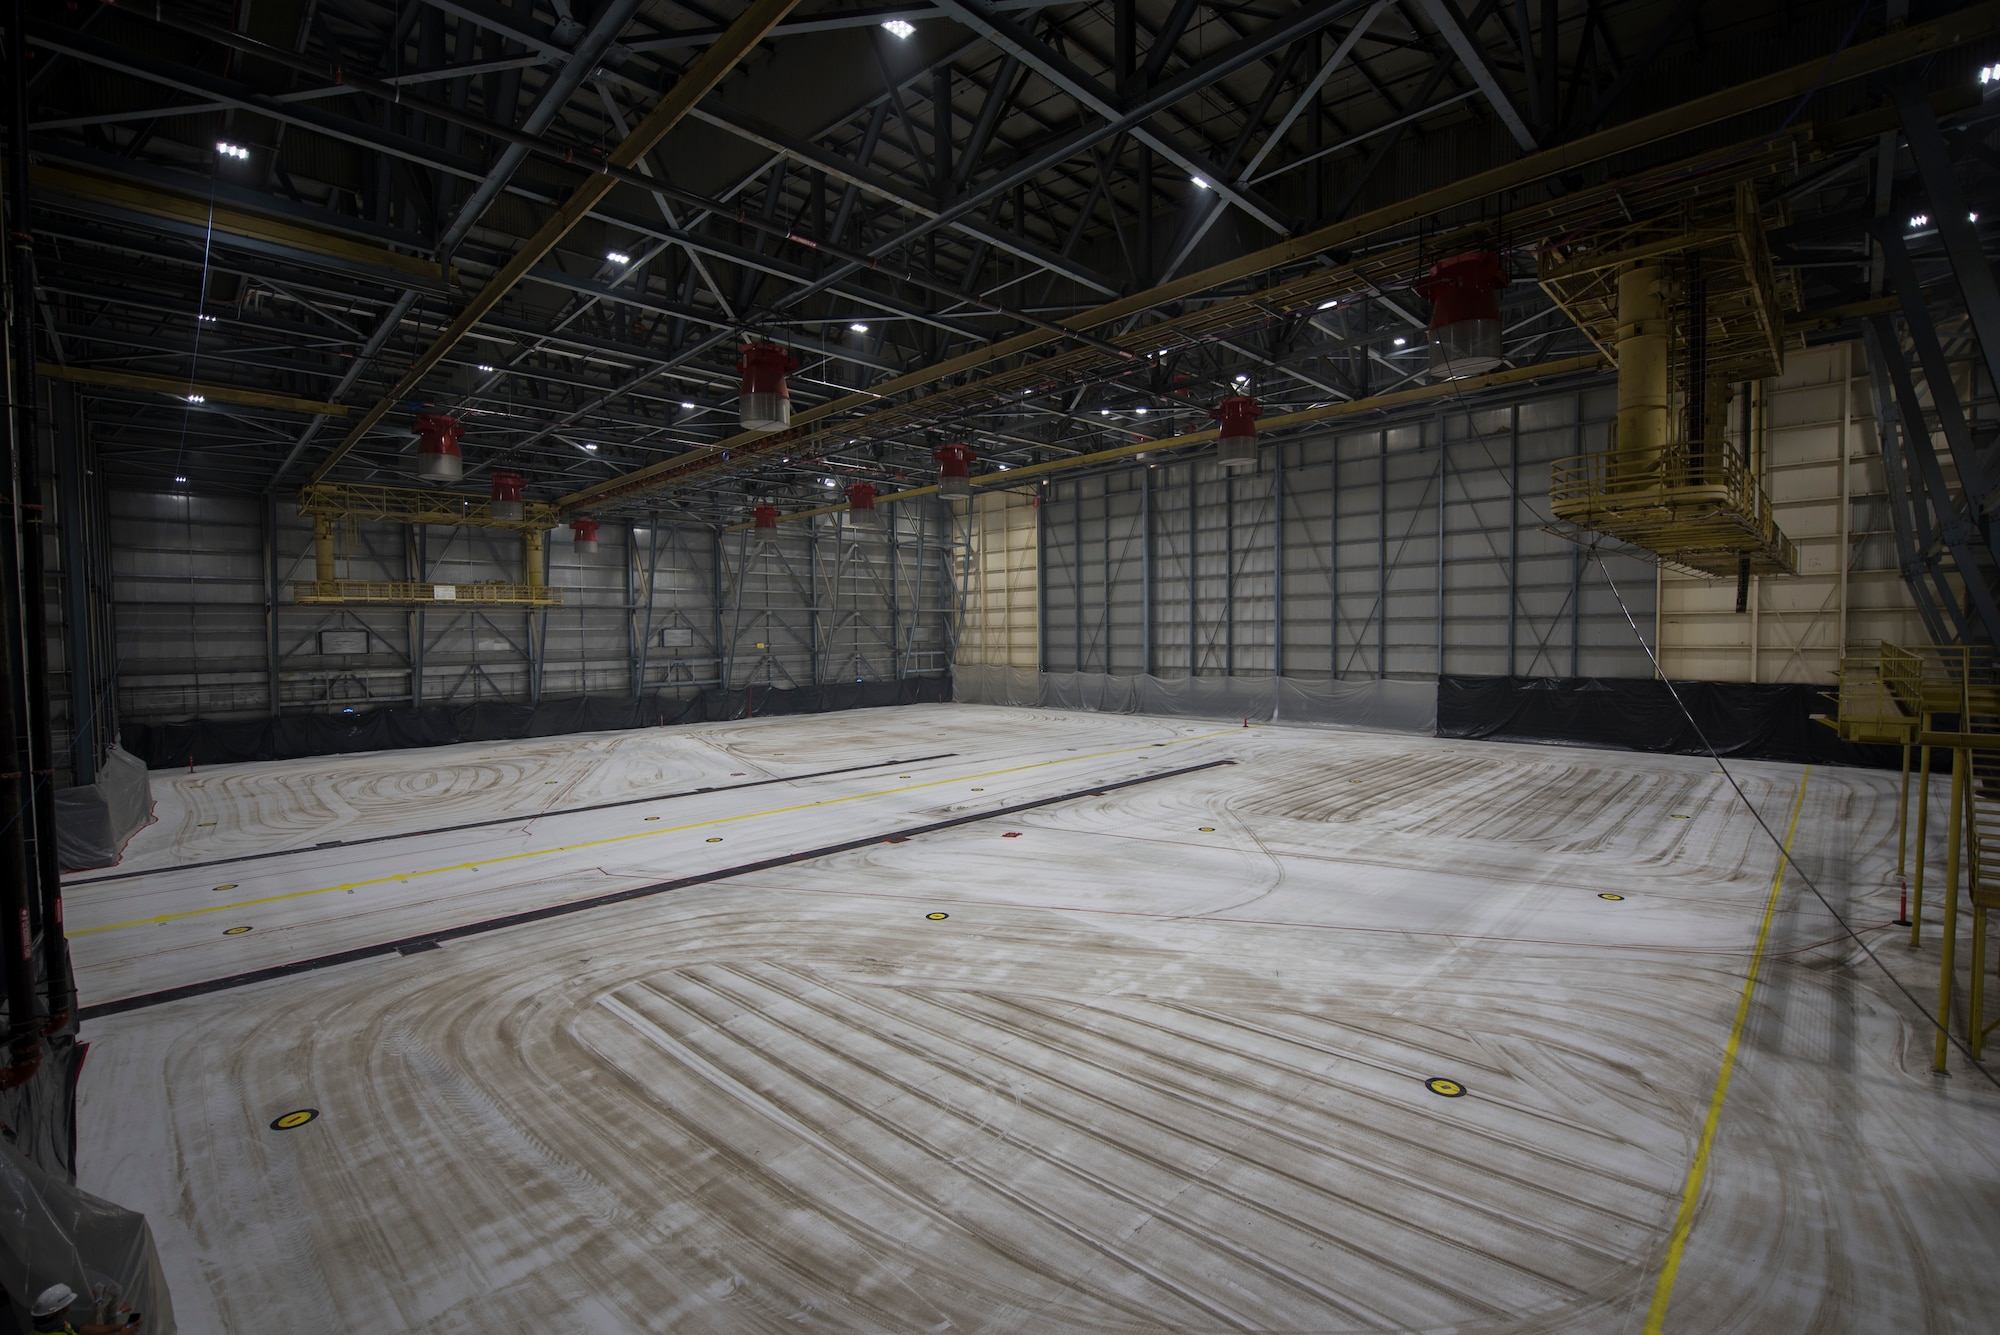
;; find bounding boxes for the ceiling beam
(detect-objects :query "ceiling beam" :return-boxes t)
[303,0,808,488]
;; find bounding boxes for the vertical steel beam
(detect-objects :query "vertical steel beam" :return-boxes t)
[409,525,425,708]
[1141,465,1154,674]
[1188,465,1199,674]
[1896,81,2000,396]
[1507,404,1519,675]
[1073,487,1083,673]
[1435,415,1447,678]
[1036,487,1048,672]
[54,386,96,780]
[1224,469,1235,676]
[1377,429,1387,678]
[1330,436,1339,677]
[1273,445,1286,677]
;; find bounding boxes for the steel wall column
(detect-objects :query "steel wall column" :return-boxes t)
[1224,470,1235,675]
[1273,446,1286,677]
[1377,430,1387,678]
[53,384,96,782]
[1187,466,1198,674]
[1507,404,1519,675]
[1036,488,1048,672]
[1141,465,1154,674]
[1072,487,1083,672]
[408,526,425,709]
[1896,81,2000,395]
[1435,415,1447,677]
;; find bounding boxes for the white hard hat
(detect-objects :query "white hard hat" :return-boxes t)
[31,1284,78,1317]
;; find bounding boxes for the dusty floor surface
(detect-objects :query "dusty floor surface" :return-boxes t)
[68,705,2000,1332]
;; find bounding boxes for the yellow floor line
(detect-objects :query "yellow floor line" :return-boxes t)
[1642,765,1812,1334]
[72,728,1238,937]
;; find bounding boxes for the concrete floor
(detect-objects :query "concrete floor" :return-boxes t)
[68,705,2000,1332]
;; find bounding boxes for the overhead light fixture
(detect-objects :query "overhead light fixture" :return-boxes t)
[1233,373,1250,385]
[583,443,598,451]
[186,394,205,403]
[850,322,869,333]
[606,250,632,265]
[1983,63,2000,84]
[197,313,216,323]
[1099,408,1111,416]
[1134,407,1149,415]
[996,463,1011,471]
[1190,175,1210,190]
[822,477,837,487]
[883,19,916,39]
[1910,214,1930,229]
[174,475,188,483]
[681,400,696,410]
[1393,337,1407,346]
[1317,298,1341,310]
[215,141,249,160]
[477,363,496,373]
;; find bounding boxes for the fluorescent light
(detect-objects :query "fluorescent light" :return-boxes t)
[1317,298,1341,310]
[583,443,598,451]
[606,250,631,265]
[1984,63,2000,84]
[174,475,188,483]
[1134,407,1148,415]
[680,400,696,410]
[1233,374,1249,384]
[186,394,205,403]
[1190,175,1210,190]
[477,364,495,373]
[1910,214,1929,229]
[1100,408,1111,416]
[197,313,216,323]
[822,477,837,487]
[215,141,248,160]
[883,19,916,38]
[996,463,1011,471]
[1393,337,1407,346]
[850,322,869,333]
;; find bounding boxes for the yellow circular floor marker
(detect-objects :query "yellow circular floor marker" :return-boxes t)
[269,1109,318,1130]
[970,787,984,791]
[545,780,558,784]
[1599,893,1626,901]
[1670,813,1690,819]
[705,837,723,843]
[644,816,661,821]
[223,925,252,935]
[1198,826,1216,832]
[926,912,949,920]
[1424,1077,1466,1098]
[212,883,237,893]
[198,821,217,827]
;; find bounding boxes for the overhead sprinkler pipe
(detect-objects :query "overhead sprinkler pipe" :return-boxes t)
[1615,263,1671,476]
[1211,395,1262,472]
[738,343,798,432]
[1417,251,1509,379]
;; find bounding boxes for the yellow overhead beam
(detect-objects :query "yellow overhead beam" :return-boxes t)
[571,0,2000,514]
[38,362,346,416]
[306,0,804,487]
[726,355,1608,530]
[294,481,560,530]
[31,163,452,287]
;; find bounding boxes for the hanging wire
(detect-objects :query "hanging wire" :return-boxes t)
[1592,550,2000,1091]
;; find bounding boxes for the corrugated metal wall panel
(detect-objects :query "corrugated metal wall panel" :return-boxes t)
[1039,384,1655,681]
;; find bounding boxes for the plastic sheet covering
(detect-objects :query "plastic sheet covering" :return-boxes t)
[53,745,154,871]
[0,1138,174,1333]
[121,677,952,769]
[950,663,1041,707]
[1437,675,1897,768]
[955,667,1438,734]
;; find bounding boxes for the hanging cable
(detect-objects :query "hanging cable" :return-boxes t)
[1593,550,2000,1090]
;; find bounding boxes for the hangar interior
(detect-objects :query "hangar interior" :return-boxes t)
[2,0,1999,1330]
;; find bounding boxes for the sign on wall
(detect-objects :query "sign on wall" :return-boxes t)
[318,629,369,655]
[660,627,695,648]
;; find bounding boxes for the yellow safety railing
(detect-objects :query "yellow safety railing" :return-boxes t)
[1549,438,1796,577]
[292,579,562,607]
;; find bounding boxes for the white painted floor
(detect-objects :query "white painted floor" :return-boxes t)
[68,705,2000,1332]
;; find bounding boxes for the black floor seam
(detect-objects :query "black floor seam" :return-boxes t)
[78,757,1234,1020]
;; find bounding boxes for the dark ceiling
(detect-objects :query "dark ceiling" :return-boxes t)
[13,0,1998,523]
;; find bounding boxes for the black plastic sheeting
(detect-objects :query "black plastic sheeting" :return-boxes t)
[123,677,952,770]
[1437,676,1900,769]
